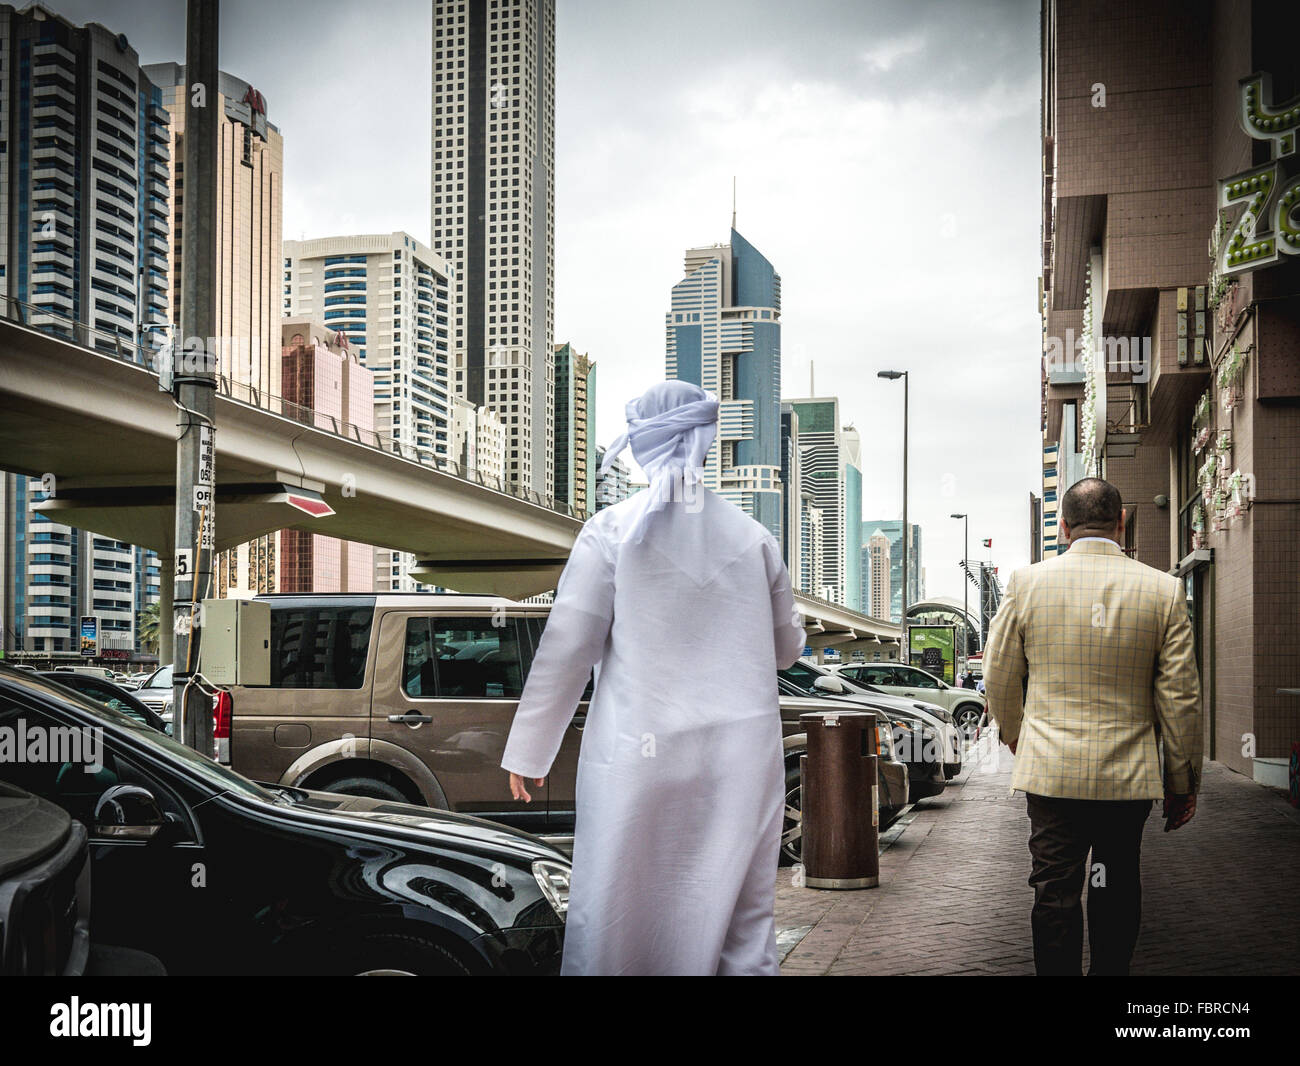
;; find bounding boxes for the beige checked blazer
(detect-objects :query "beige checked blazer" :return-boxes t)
[983,538,1203,801]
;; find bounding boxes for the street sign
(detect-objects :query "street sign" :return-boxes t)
[193,486,213,511]
[175,549,193,579]
[197,424,214,487]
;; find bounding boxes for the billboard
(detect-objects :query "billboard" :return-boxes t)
[79,615,99,658]
[907,624,957,685]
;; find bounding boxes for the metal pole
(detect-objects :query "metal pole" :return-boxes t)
[963,514,968,667]
[172,0,219,754]
[900,372,909,652]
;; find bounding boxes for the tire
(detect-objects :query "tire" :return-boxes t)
[780,761,803,867]
[320,774,409,803]
[953,704,983,743]
[335,931,476,976]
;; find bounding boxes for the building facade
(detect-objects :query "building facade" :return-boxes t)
[1039,0,1300,784]
[553,342,595,516]
[786,398,844,602]
[0,6,167,662]
[867,529,892,621]
[779,402,803,584]
[666,227,783,539]
[594,445,631,510]
[860,519,922,624]
[842,425,863,612]
[145,63,282,397]
[433,0,555,496]
[284,233,453,464]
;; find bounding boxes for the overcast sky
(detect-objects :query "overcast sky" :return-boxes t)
[53,0,1042,605]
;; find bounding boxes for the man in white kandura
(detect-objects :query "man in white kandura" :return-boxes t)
[500,380,806,976]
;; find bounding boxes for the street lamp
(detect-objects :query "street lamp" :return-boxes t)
[878,370,909,648]
[951,512,968,671]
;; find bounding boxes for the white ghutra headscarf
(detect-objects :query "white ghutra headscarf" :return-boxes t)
[599,380,719,544]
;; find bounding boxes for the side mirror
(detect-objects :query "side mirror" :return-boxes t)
[813,675,847,695]
[94,784,166,841]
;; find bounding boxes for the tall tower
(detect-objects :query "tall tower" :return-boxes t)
[0,7,168,662]
[145,63,283,396]
[785,398,844,603]
[432,0,556,497]
[666,228,783,538]
[867,529,892,621]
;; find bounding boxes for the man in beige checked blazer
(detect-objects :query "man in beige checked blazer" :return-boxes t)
[984,477,1202,976]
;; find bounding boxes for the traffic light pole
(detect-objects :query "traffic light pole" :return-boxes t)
[172,0,219,754]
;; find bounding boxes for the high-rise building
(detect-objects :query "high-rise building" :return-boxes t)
[0,6,168,663]
[867,529,892,620]
[285,233,454,594]
[842,425,863,612]
[798,491,825,598]
[553,342,595,516]
[785,398,844,602]
[1039,0,1300,786]
[432,0,556,497]
[267,320,375,595]
[145,63,282,396]
[860,519,922,624]
[594,445,631,510]
[667,228,783,538]
[283,233,453,464]
[779,403,803,584]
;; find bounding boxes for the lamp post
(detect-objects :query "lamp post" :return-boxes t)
[951,512,968,672]
[878,370,909,655]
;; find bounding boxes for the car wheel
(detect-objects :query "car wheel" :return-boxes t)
[780,761,802,867]
[954,704,983,742]
[320,775,408,803]
[337,932,476,976]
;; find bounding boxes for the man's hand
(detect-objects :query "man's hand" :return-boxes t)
[509,772,546,803]
[1163,791,1196,832]
[1007,737,1018,755]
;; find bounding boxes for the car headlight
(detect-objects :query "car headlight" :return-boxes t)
[532,860,570,923]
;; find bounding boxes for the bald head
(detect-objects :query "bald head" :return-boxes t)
[1060,477,1125,544]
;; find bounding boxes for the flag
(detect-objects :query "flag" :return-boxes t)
[982,538,992,548]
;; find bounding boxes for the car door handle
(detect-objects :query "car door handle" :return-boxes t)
[572,717,585,731]
[389,713,432,724]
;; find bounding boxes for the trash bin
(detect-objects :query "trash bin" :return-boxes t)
[799,709,880,889]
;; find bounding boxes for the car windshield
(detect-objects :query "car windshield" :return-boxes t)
[144,665,173,689]
[3,670,275,804]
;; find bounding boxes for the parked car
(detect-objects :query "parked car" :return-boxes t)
[787,659,963,779]
[775,690,910,866]
[38,671,169,734]
[131,663,174,726]
[222,594,889,856]
[0,665,570,975]
[779,671,947,801]
[49,665,120,682]
[834,661,987,743]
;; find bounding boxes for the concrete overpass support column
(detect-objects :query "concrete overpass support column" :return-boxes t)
[159,557,174,665]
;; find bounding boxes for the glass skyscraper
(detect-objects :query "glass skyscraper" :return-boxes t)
[666,227,783,539]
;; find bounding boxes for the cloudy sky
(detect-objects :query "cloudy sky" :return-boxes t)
[53,0,1042,604]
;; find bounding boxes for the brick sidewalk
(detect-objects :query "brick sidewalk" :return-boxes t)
[775,745,1300,975]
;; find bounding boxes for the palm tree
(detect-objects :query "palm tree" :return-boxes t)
[137,601,161,655]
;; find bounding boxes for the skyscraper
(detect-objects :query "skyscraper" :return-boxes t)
[283,232,452,464]
[666,228,783,538]
[867,529,892,620]
[779,403,803,583]
[842,425,863,612]
[432,0,556,496]
[860,519,922,623]
[284,232,455,593]
[0,6,168,662]
[145,63,283,396]
[785,398,844,603]
[553,342,595,516]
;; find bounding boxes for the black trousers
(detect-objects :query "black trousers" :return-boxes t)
[1024,793,1153,976]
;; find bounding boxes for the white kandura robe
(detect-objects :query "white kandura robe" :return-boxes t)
[500,484,806,976]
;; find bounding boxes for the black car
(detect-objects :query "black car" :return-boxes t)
[39,671,169,734]
[0,665,569,975]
